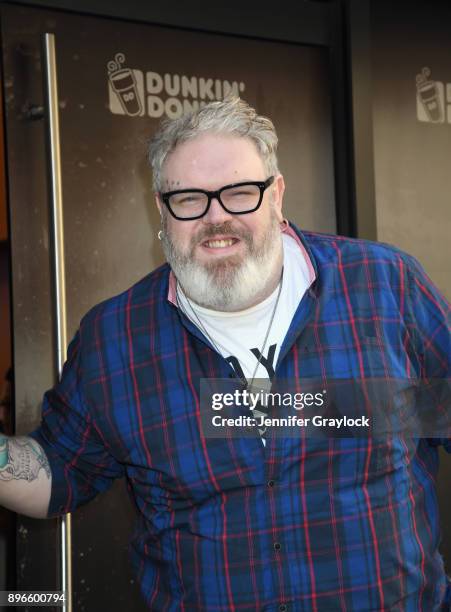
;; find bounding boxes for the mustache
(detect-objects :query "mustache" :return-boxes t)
[193,222,252,245]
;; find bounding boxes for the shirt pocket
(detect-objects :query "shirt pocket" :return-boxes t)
[297,330,388,380]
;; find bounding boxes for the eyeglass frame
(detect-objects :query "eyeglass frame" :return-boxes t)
[159,176,275,221]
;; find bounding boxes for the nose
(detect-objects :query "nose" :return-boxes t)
[202,196,233,225]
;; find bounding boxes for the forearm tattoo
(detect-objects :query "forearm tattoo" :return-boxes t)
[0,434,51,482]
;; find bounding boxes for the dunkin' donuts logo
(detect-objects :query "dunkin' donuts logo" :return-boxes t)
[416,67,451,124]
[107,52,246,120]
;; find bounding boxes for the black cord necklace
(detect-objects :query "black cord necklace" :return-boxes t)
[176,267,284,392]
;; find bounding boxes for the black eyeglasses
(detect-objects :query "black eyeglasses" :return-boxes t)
[160,176,275,220]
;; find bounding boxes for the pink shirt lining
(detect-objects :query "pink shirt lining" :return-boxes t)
[281,223,316,285]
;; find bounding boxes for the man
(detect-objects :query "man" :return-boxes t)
[1,97,450,610]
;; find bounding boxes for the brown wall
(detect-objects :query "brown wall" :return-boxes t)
[372,1,451,300]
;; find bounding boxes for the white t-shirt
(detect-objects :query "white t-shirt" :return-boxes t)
[177,233,311,383]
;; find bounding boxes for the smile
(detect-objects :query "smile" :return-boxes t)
[202,237,240,249]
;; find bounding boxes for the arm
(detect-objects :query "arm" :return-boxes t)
[27,320,125,518]
[404,253,451,451]
[0,433,51,518]
[3,312,125,519]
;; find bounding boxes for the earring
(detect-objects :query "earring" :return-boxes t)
[157,230,163,241]
[280,218,289,231]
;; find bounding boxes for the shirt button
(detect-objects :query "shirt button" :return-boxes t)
[279,605,288,612]
[267,480,275,487]
[273,542,281,551]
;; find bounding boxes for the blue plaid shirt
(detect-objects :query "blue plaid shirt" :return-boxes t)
[31,225,451,611]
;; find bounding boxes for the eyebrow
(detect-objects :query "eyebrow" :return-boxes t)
[160,178,268,194]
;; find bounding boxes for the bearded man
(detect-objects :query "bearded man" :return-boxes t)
[1,97,450,611]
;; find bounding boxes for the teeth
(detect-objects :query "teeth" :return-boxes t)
[205,239,234,248]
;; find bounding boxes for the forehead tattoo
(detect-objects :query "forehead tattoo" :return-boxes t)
[162,179,181,191]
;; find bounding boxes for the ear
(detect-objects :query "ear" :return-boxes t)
[155,193,163,217]
[272,174,285,223]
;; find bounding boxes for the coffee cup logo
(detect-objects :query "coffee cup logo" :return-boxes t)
[108,53,143,117]
[416,67,444,123]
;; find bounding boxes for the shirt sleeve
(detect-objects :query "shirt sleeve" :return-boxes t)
[29,327,125,517]
[404,253,451,452]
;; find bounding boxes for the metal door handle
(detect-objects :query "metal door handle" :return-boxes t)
[42,31,72,612]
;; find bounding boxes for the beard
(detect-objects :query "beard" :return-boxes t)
[161,207,283,311]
